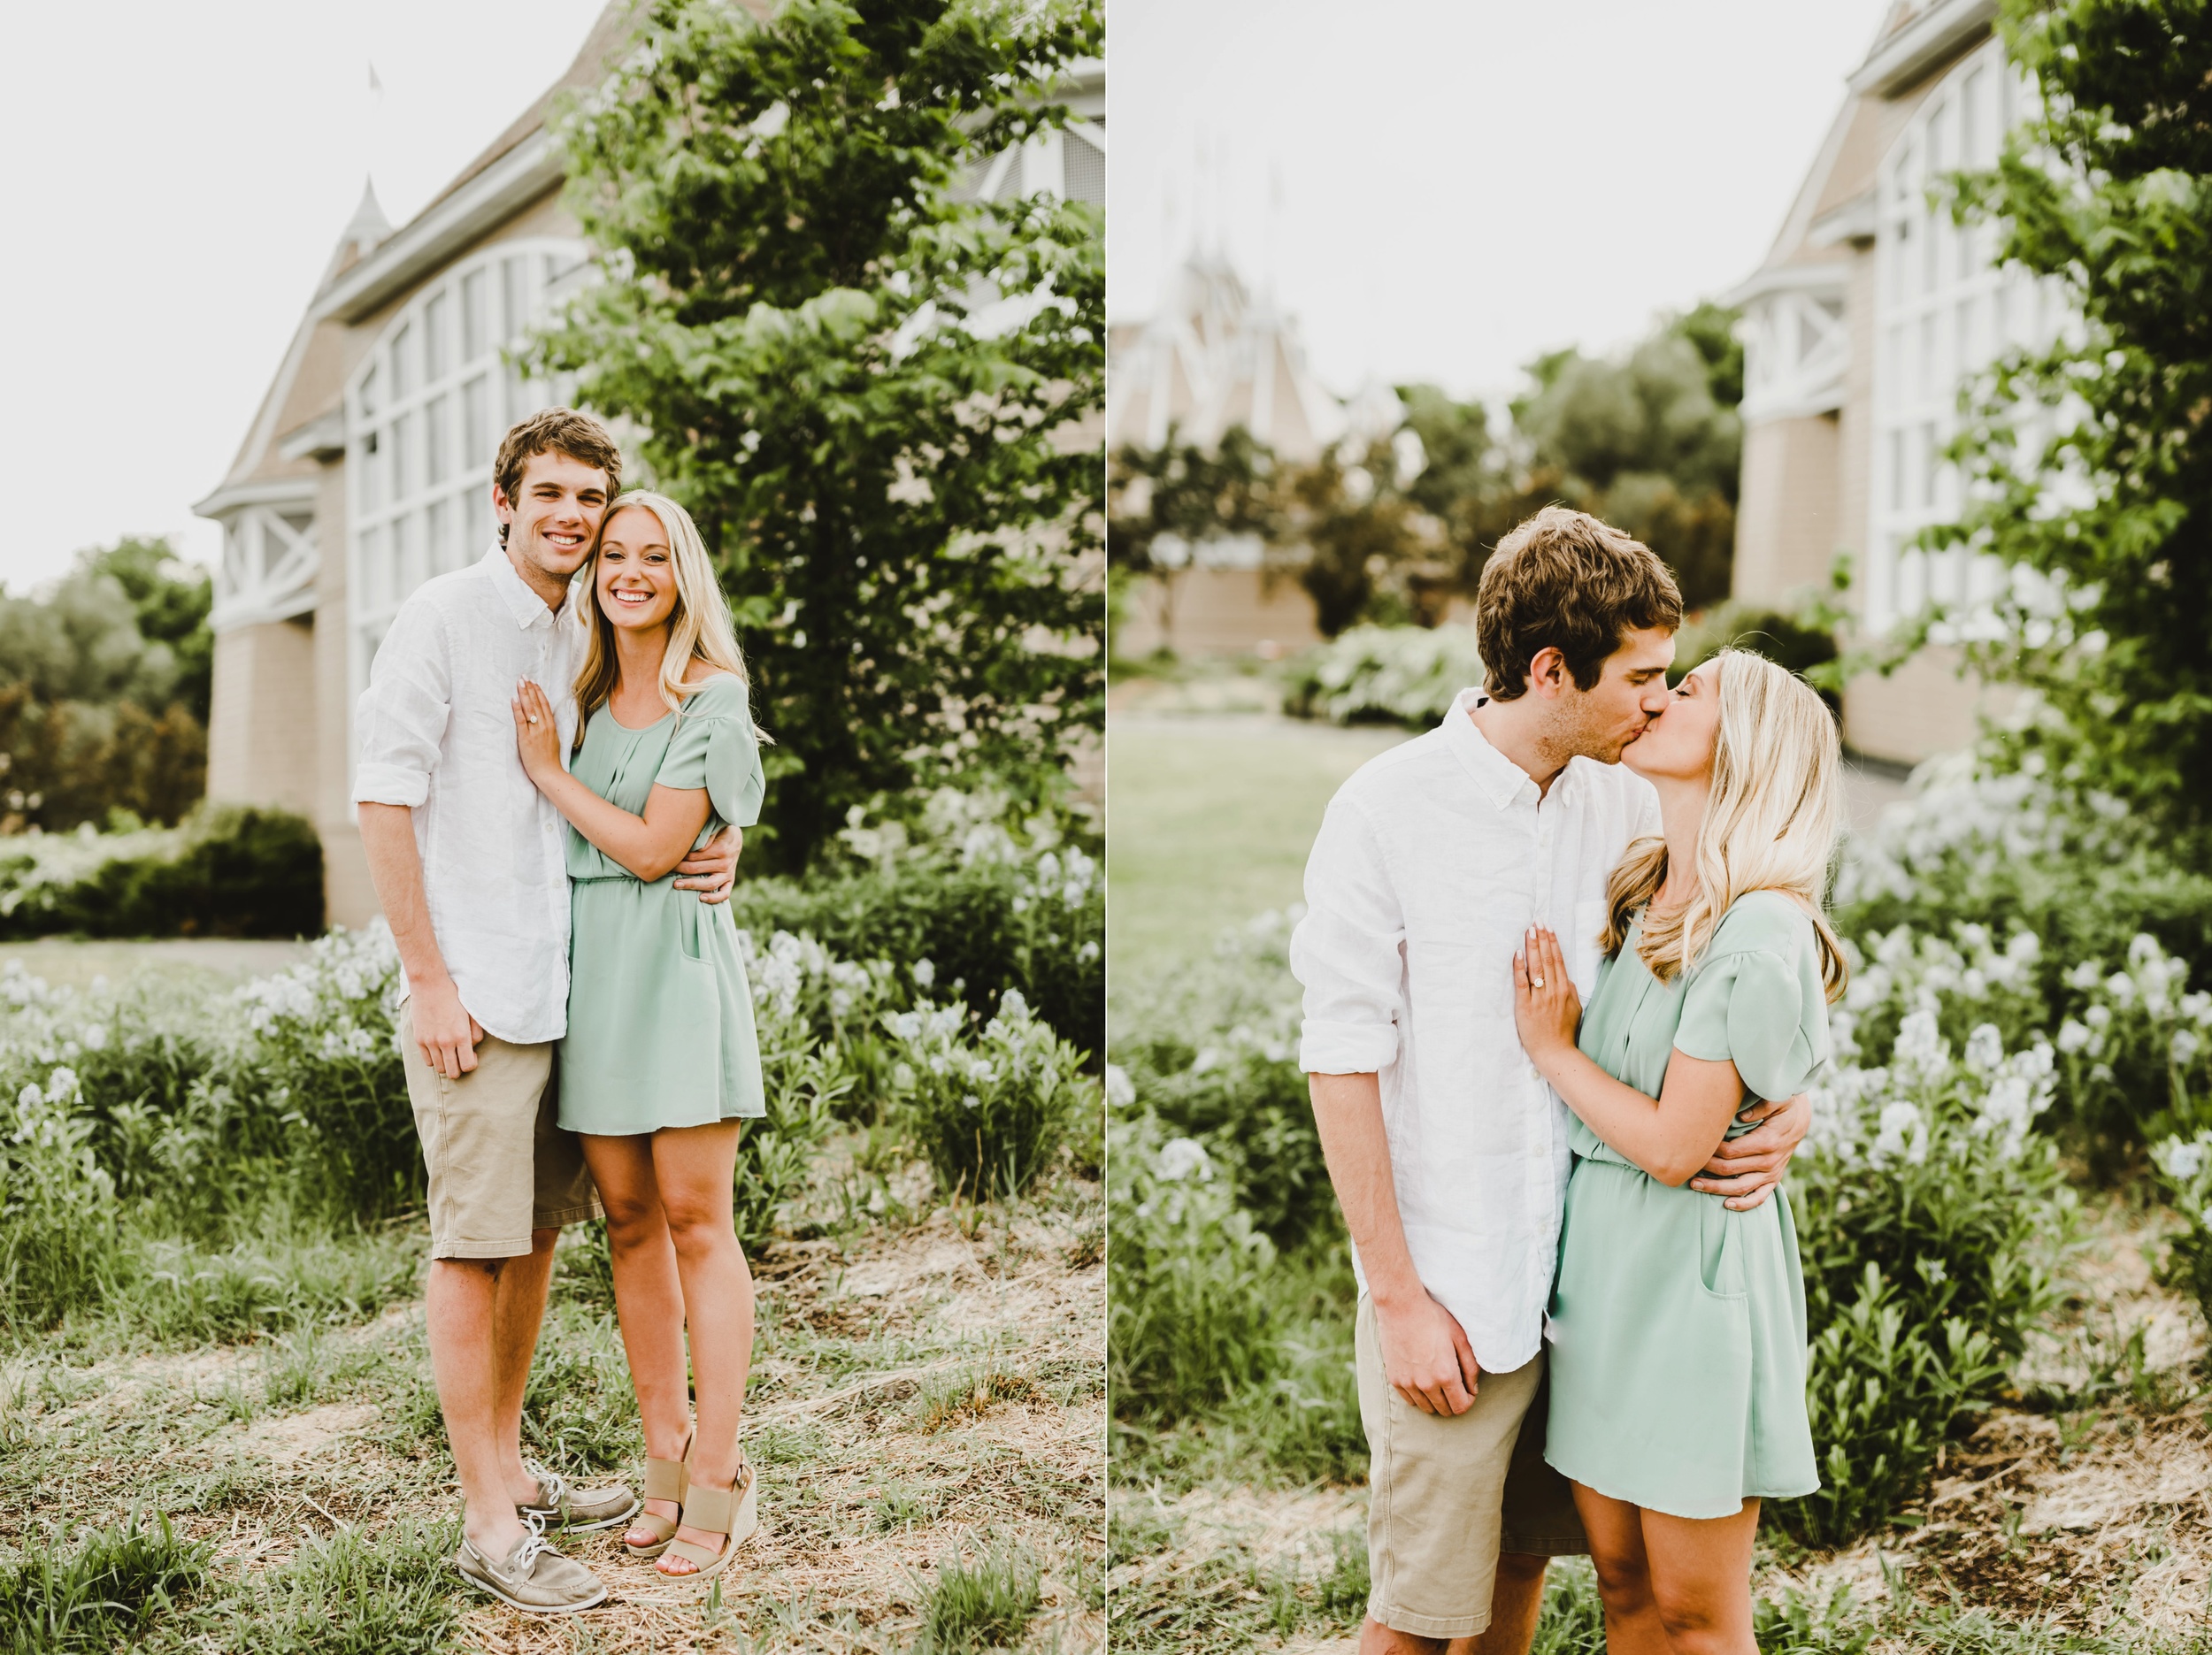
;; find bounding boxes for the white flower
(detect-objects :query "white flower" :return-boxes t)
[2085,1004,2112,1030]
[1894,1009,1948,1079]
[16,1083,40,1108]
[2056,1018,2092,1054]
[1078,940,1100,964]
[1871,1100,1927,1165]
[1964,1023,2004,1074]
[960,1093,980,1110]
[912,958,935,989]
[1104,1065,1135,1109]
[2174,1029,2202,1069]
[2154,1133,2211,1183]
[1156,1137,1214,1183]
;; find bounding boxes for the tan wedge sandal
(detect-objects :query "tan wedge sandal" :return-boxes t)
[657,1456,757,1588]
[622,1430,694,1561]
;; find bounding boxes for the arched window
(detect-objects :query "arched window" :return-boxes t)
[345,238,584,701]
[1867,41,2057,633]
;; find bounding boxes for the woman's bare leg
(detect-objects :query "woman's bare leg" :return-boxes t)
[1570,1483,1671,1655]
[580,1133,693,1547]
[649,1120,753,1572]
[1640,1498,1761,1655]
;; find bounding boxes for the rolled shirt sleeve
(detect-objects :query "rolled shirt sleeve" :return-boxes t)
[352,596,452,808]
[1289,793,1405,1074]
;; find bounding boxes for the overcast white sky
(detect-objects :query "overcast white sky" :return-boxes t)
[1109,0,1894,400]
[1,1,609,594]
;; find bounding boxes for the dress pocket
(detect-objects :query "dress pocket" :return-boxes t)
[1697,1196,1748,1300]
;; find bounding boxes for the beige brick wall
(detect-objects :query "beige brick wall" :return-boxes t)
[1733,413,1841,608]
[1117,569,1321,658]
[206,618,319,818]
[1843,647,2016,766]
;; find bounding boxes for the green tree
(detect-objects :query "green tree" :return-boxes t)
[1937,0,2212,836]
[537,0,1103,871]
[1510,318,1743,609]
[87,537,214,724]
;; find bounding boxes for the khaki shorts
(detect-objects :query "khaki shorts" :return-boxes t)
[398,1006,601,1260]
[1356,1295,1588,1639]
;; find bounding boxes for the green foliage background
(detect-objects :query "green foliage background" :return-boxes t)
[537,0,1104,872]
[1939,0,2212,841]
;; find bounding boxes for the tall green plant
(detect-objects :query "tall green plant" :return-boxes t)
[1938,0,2212,837]
[538,0,1103,870]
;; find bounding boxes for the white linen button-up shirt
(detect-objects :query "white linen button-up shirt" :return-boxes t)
[1289,687,1662,1373]
[352,546,581,1045]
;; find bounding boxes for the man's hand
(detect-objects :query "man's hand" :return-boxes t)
[1690,1092,1812,1211]
[1373,1290,1482,1416]
[413,976,485,1081]
[672,824,741,905]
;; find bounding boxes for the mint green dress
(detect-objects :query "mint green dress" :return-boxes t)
[558,675,767,1135]
[1543,890,1827,1519]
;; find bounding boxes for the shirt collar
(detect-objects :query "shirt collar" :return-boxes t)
[481,544,570,632]
[1442,687,1592,811]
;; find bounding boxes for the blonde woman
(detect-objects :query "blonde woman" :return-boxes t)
[511,490,766,1588]
[1512,649,1843,1655]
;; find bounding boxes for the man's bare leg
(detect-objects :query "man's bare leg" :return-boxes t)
[426,1257,529,1558]
[1467,1553,1548,1655]
[488,1228,559,1506]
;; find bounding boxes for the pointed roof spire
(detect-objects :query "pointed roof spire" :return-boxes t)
[319,178,392,290]
[342,177,391,252]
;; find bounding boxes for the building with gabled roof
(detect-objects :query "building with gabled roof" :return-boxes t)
[196,3,1103,923]
[1729,0,2053,763]
[1107,252,1340,656]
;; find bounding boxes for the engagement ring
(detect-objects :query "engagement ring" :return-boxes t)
[1532,976,1546,989]
[527,716,540,724]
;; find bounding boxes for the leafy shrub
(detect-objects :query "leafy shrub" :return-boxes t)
[1110,910,1335,1250]
[1835,758,2212,1167]
[887,991,1088,1201]
[2151,1130,2212,1329]
[1776,1011,2070,1544]
[1669,601,1838,695]
[1282,624,1485,728]
[0,803,323,940]
[733,1045,842,1253]
[0,1069,118,1332]
[1107,1114,1279,1421]
[234,927,412,1216]
[731,809,1102,1063]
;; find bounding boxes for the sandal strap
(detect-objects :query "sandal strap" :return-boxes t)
[664,1533,726,1570]
[680,1481,737,1537]
[628,1509,680,1544]
[641,1457,687,1504]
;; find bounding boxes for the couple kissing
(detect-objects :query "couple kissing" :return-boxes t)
[1294,507,1843,1655]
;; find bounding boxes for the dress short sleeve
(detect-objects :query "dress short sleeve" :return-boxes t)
[655,676,765,828]
[1673,896,1820,1102]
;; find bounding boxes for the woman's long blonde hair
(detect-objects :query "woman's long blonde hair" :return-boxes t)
[571,491,762,740]
[1601,648,1848,1001]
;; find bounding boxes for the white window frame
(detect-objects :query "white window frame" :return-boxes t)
[342,236,586,716]
[1866,39,2057,635]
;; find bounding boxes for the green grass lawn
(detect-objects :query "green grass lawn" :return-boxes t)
[1106,716,1406,998]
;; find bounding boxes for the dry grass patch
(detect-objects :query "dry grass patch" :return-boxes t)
[0,1168,1102,1653]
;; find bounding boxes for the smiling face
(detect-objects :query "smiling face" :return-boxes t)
[593,504,678,633]
[1623,656,1724,783]
[495,448,611,585]
[1556,624,1678,764]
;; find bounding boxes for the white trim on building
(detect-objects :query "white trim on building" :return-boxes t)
[342,237,586,718]
[1864,37,2051,633]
